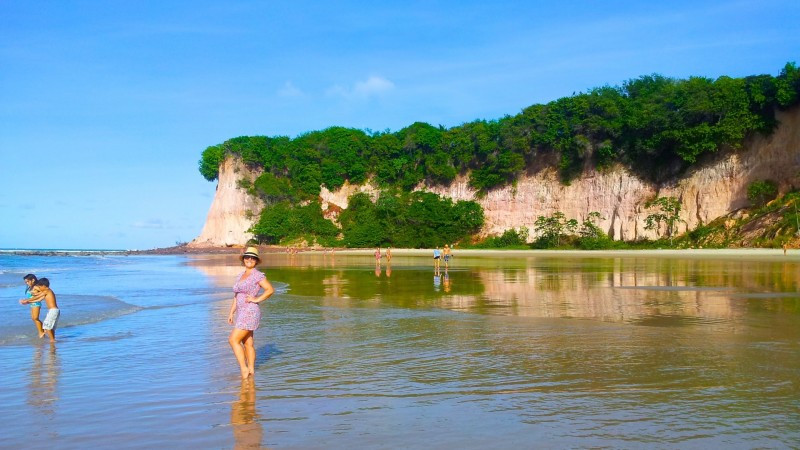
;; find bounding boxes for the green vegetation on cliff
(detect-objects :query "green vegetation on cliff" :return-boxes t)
[201,62,799,190]
[199,62,800,247]
[682,191,800,249]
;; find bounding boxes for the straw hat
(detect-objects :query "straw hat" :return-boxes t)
[240,246,260,263]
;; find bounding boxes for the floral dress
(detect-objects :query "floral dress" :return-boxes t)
[233,269,266,331]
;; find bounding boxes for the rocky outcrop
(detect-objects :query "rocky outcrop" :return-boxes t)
[189,157,263,248]
[194,108,800,245]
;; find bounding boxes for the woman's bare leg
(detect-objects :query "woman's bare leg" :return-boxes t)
[243,333,256,375]
[229,328,252,378]
[30,306,44,337]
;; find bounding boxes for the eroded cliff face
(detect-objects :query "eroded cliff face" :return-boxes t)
[193,108,800,246]
[189,157,263,248]
[424,107,800,240]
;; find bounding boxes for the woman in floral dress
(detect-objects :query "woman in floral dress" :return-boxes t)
[228,247,274,378]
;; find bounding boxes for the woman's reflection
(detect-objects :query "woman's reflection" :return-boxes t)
[231,376,264,449]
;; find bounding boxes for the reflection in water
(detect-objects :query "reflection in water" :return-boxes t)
[186,256,244,288]
[230,377,264,449]
[234,254,800,329]
[453,257,800,326]
[188,252,800,447]
[27,343,60,421]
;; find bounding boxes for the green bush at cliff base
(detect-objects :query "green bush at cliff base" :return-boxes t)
[250,189,800,250]
[576,235,623,250]
[747,180,778,206]
[249,190,484,248]
[250,200,339,245]
[470,228,530,249]
[339,191,484,248]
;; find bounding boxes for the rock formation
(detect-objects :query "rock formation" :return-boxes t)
[192,108,800,246]
[190,157,263,248]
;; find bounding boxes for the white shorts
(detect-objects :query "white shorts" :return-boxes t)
[43,308,60,331]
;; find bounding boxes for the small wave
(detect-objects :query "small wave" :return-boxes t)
[0,328,37,346]
[80,332,135,343]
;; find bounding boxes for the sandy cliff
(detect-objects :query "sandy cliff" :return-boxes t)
[193,108,800,246]
[190,157,263,248]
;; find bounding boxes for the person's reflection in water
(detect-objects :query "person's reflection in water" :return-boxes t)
[374,263,382,277]
[434,267,441,291]
[28,342,60,418]
[231,377,264,449]
[443,268,451,293]
[386,261,392,278]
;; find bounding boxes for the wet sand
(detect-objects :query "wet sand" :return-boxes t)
[1,250,798,448]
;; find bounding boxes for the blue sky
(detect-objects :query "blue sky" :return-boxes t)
[1,0,798,250]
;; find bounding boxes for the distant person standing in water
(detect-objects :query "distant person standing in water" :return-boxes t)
[433,246,441,269]
[443,244,452,268]
[228,247,274,379]
[386,247,392,262]
[18,274,44,337]
[375,247,381,264]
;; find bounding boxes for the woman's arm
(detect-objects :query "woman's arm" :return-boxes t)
[248,278,275,304]
[227,297,237,324]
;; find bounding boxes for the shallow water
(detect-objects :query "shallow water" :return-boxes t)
[1,251,799,448]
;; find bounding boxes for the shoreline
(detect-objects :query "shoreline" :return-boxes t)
[4,245,796,259]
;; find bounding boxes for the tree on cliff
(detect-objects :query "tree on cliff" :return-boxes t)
[644,196,684,245]
[533,212,578,247]
[199,144,224,181]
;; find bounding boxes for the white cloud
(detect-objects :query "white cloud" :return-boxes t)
[326,75,395,100]
[278,81,305,97]
[353,76,395,96]
[133,219,167,229]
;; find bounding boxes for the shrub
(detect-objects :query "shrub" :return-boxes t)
[747,180,778,206]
